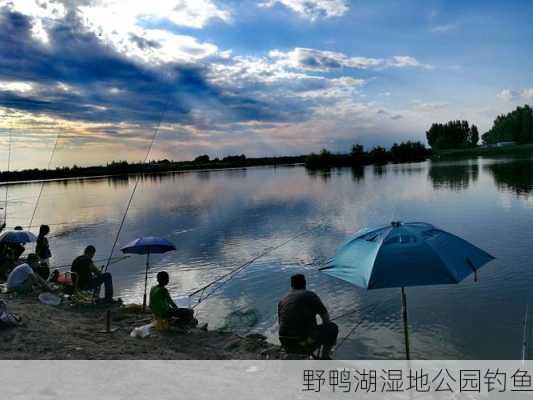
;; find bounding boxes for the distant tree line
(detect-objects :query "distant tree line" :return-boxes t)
[0,154,306,183]
[304,141,430,170]
[0,142,432,183]
[481,105,533,145]
[426,120,479,150]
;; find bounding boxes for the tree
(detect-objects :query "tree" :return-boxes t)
[426,120,477,150]
[369,146,388,164]
[194,154,210,163]
[469,125,479,147]
[482,105,533,144]
[390,141,430,162]
[350,144,366,165]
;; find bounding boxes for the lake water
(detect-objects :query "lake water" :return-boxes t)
[4,157,533,359]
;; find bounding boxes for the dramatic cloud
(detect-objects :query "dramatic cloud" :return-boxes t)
[0,1,446,167]
[259,0,348,20]
[0,7,292,129]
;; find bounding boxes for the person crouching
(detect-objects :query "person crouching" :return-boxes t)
[278,274,338,359]
[6,253,52,294]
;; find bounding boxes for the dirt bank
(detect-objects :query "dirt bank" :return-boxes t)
[0,293,281,360]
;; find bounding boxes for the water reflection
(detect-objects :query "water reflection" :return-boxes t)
[5,160,533,359]
[428,161,479,191]
[484,159,533,196]
[350,166,365,182]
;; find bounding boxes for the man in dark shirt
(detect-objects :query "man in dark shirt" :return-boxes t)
[278,274,338,359]
[71,245,114,302]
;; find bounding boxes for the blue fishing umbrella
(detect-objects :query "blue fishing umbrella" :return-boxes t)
[121,236,176,311]
[0,230,37,244]
[320,221,495,359]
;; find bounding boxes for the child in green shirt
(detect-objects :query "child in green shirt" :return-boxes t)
[149,271,195,325]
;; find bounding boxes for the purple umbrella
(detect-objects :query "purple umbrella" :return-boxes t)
[121,236,176,310]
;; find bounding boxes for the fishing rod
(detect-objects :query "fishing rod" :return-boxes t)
[522,297,531,365]
[103,96,172,273]
[51,255,130,271]
[4,220,104,230]
[28,133,61,229]
[189,224,325,307]
[3,131,12,226]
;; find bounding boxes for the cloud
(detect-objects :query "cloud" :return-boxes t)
[429,24,456,33]
[2,1,225,65]
[0,3,440,166]
[269,48,431,71]
[410,100,448,111]
[0,80,33,93]
[79,0,230,30]
[521,88,533,100]
[497,89,518,102]
[387,56,433,69]
[0,7,290,128]
[497,88,533,102]
[259,0,348,20]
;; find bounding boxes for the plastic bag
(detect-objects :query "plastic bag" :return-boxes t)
[0,300,22,328]
[130,322,155,338]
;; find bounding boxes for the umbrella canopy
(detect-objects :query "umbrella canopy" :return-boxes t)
[120,236,176,311]
[0,230,37,244]
[120,236,176,254]
[321,221,495,289]
[320,221,495,359]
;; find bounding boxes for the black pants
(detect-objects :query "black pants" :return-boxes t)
[164,308,196,325]
[280,322,339,354]
[85,273,114,301]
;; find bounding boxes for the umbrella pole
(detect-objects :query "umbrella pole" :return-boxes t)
[401,287,411,360]
[143,252,150,312]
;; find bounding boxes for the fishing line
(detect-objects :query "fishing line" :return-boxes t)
[331,300,389,322]
[190,224,325,307]
[332,299,387,356]
[2,130,12,226]
[28,133,61,229]
[104,96,172,273]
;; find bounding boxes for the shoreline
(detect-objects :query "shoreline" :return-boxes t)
[0,163,305,188]
[0,294,281,360]
[433,143,533,159]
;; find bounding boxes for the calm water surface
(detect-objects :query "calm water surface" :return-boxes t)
[4,157,533,359]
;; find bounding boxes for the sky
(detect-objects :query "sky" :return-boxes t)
[1,0,533,169]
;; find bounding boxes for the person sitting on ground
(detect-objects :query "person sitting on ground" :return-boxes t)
[71,245,114,303]
[6,253,52,294]
[149,271,195,326]
[35,225,52,280]
[278,274,338,359]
